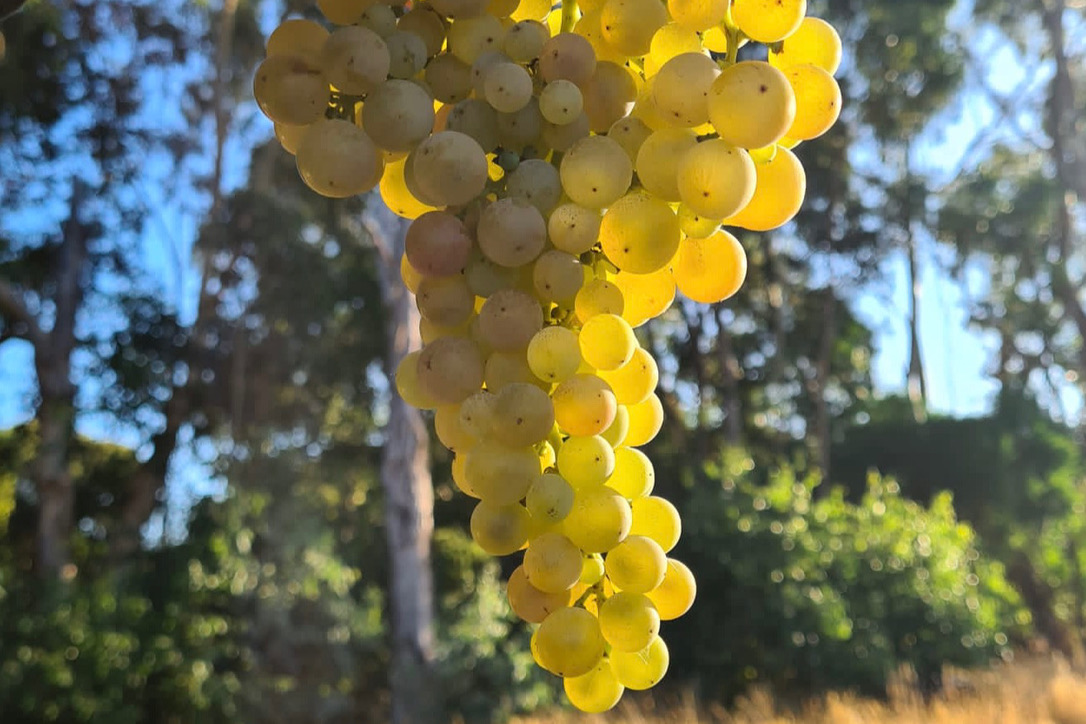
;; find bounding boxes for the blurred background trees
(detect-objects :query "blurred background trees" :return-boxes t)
[0,0,1082,721]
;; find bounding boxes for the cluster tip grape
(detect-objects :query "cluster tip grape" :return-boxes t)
[255,0,841,711]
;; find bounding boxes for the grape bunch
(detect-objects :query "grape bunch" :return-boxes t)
[255,0,841,711]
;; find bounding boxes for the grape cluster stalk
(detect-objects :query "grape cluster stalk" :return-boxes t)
[254,0,841,710]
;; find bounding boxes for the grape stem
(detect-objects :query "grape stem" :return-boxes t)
[574,578,605,608]
[722,0,742,67]
[560,0,578,34]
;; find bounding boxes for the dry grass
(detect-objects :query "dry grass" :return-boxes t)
[514,656,1086,724]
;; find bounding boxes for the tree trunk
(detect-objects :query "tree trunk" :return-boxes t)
[810,288,837,479]
[715,307,743,448]
[902,144,928,422]
[366,199,444,724]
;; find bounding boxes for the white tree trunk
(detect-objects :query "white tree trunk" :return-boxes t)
[365,199,444,724]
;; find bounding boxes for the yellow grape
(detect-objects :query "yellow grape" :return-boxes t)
[601,404,630,448]
[527,473,576,526]
[725,146,807,231]
[653,53,721,128]
[671,229,747,304]
[646,558,696,619]
[533,250,585,303]
[552,374,618,436]
[666,0,726,32]
[574,10,628,66]
[405,211,473,277]
[557,435,617,487]
[484,61,535,112]
[605,534,667,592]
[579,314,636,371]
[564,486,632,553]
[477,288,545,350]
[485,350,544,391]
[380,157,436,219]
[267,19,329,58]
[358,4,398,38]
[769,16,842,74]
[491,382,555,446]
[320,25,391,94]
[504,19,551,62]
[598,347,658,405]
[507,565,573,623]
[451,451,479,497]
[524,531,584,592]
[447,14,506,64]
[361,79,436,152]
[470,500,532,555]
[435,403,477,453]
[295,119,383,198]
[527,326,583,383]
[540,79,586,125]
[610,636,669,690]
[676,139,756,220]
[575,279,625,323]
[708,61,796,150]
[645,22,701,76]
[317,0,368,25]
[539,32,598,87]
[606,446,655,498]
[582,61,639,132]
[511,0,551,21]
[459,390,496,438]
[599,592,660,652]
[677,203,721,238]
[613,268,676,328]
[398,5,448,57]
[636,127,698,201]
[581,554,606,585]
[599,191,681,274]
[535,607,606,677]
[600,0,668,57]
[416,336,486,404]
[560,135,633,210]
[624,393,663,447]
[784,63,842,140]
[564,658,625,713]
[607,116,653,163]
[464,439,542,504]
[629,495,681,552]
[731,0,806,43]
[253,53,328,126]
[417,275,474,327]
[395,350,441,410]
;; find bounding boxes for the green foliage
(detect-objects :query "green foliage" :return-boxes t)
[672,452,1028,698]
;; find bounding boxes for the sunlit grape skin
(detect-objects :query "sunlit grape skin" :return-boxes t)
[262,0,846,709]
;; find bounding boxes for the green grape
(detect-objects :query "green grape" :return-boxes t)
[564,486,632,553]
[580,554,606,584]
[504,19,550,62]
[362,79,436,152]
[624,393,663,447]
[635,127,698,201]
[560,135,633,210]
[708,61,796,150]
[477,289,545,350]
[446,98,501,152]
[320,26,391,94]
[527,473,576,526]
[598,347,658,405]
[646,558,696,619]
[725,146,806,231]
[599,190,681,274]
[552,374,617,437]
[676,140,756,220]
[386,30,428,78]
[295,119,383,198]
[548,203,602,256]
[557,435,616,488]
[613,268,675,328]
[447,14,506,63]
[477,198,548,267]
[672,230,747,304]
[465,250,519,297]
[606,447,655,499]
[652,53,720,128]
[507,565,573,623]
[540,79,585,125]
[253,53,329,126]
[416,336,485,404]
[579,313,636,371]
[783,63,842,140]
[732,0,806,43]
[416,275,474,327]
[582,61,638,132]
[533,250,584,303]
[358,4,398,37]
[317,0,368,25]
[484,350,545,391]
[605,534,666,592]
[397,5,448,57]
[666,0,727,32]
[600,0,667,57]
[395,350,441,410]
[527,326,582,383]
[406,211,473,277]
[470,500,532,555]
[267,18,329,58]
[610,636,669,689]
[451,451,479,497]
[524,531,584,592]
[464,439,541,504]
[600,404,630,447]
[505,159,563,215]
[542,111,592,152]
[484,61,535,113]
[599,592,660,651]
[535,607,606,677]
[425,53,474,104]
[435,403,477,453]
[491,382,555,446]
[769,16,842,74]
[629,495,681,552]
[607,116,652,163]
[496,96,545,151]
[539,32,597,87]
[458,389,496,438]
[564,658,625,713]
[575,278,625,322]
[645,22,702,76]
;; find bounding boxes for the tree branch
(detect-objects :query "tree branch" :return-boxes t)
[0,279,45,348]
